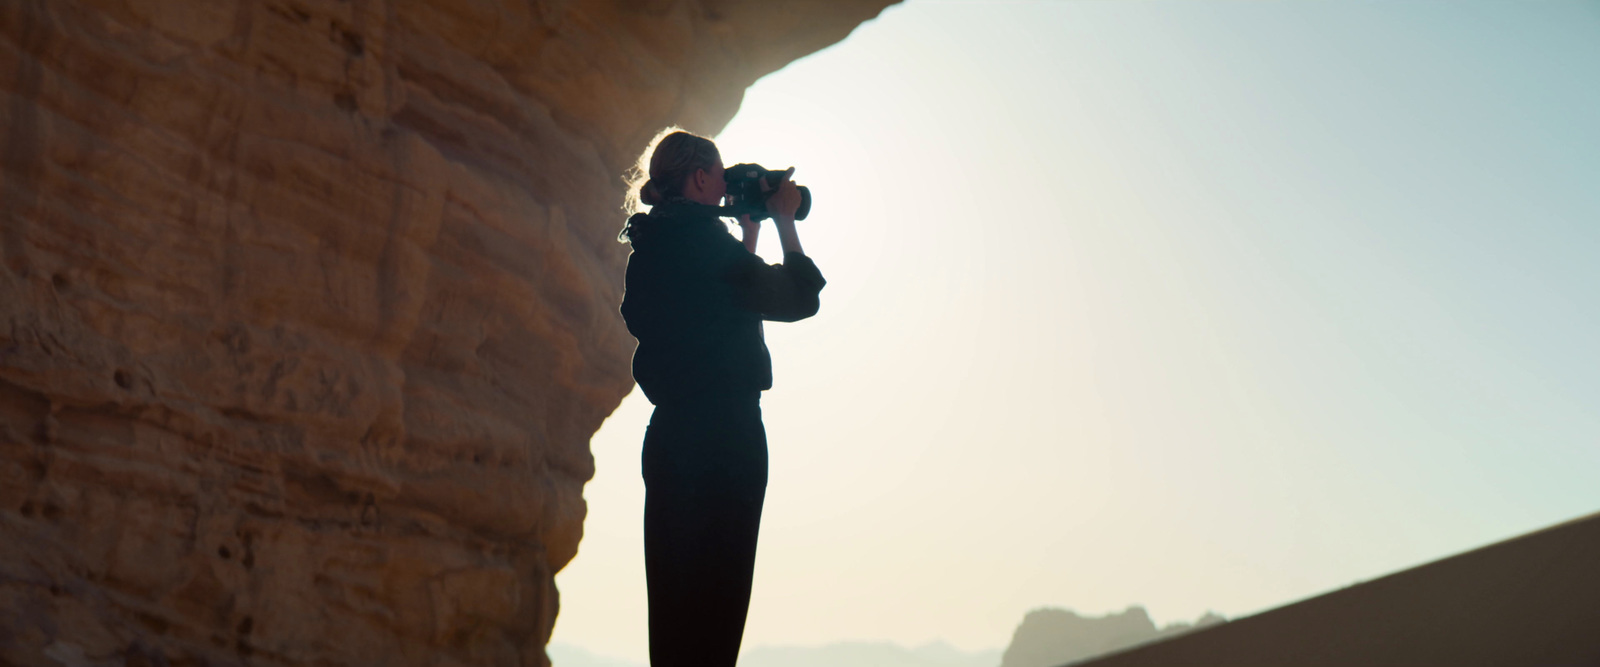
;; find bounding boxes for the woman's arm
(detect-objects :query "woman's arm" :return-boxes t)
[739,215,759,254]
[723,251,825,322]
[723,177,821,322]
[773,215,802,256]
[767,178,804,255]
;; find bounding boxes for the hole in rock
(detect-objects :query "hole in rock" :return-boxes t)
[114,370,133,389]
[336,28,364,56]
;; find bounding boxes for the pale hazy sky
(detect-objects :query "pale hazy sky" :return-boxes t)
[554,1,1600,662]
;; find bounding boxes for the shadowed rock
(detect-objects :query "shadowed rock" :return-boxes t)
[1073,512,1600,667]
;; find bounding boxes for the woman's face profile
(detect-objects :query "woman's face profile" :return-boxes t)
[686,159,727,206]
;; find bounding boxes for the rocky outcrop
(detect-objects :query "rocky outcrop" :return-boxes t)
[1000,607,1225,667]
[1073,513,1600,667]
[0,1,895,665]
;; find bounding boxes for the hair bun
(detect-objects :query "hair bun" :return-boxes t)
[640,179,663,206]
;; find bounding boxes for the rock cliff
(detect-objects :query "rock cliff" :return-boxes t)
[0,1,895,664]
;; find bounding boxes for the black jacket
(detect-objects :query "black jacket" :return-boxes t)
[620,201,826,406]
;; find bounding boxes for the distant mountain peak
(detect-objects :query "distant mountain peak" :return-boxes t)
[1000,606,1226,667]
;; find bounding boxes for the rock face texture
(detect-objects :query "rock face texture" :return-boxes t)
[0,1,895,665]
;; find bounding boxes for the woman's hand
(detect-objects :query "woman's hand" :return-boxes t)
[764,168,802,221]
[759,168,805,255]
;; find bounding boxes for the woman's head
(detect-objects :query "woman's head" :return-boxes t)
[625,128,724,215]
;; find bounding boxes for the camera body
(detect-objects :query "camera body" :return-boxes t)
[722,163,812,222]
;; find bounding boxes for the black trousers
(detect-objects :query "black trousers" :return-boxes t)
[641,394,768,667]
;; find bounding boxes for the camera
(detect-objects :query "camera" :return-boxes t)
[722,163,812,222]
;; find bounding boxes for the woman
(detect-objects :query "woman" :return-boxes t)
[618,129,825,666]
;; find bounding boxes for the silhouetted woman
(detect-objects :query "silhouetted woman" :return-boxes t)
[618,129,825,666]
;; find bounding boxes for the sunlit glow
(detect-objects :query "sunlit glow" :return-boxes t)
[553,1,1600,663]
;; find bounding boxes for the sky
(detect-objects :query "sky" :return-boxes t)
[553,0,1600,663]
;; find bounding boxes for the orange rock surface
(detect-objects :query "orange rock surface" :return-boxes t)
[0,1,895,664]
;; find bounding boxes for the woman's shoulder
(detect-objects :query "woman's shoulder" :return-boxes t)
[626,214,742,278]
[629,208,737,249]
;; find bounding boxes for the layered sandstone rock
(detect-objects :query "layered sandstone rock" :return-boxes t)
[0,1,895,664]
